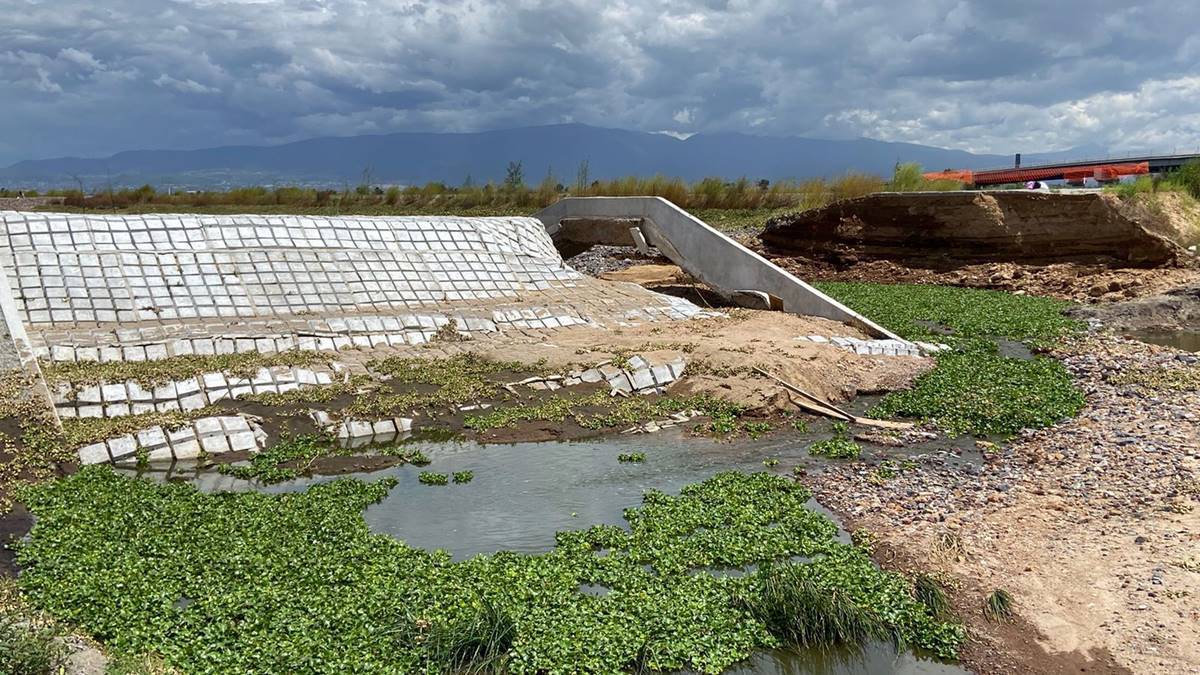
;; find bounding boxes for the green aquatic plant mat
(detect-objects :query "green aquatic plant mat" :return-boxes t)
[17,469,964,673]
[816,283,1085,436]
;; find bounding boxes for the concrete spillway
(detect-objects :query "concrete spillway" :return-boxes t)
[0,207,907,465]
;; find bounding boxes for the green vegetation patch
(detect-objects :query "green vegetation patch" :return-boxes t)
[0,371,76,514]
[41,351,327,389]
[464,390,750,436]
[17,469,964,673]
[809,438,862,459]
[809,422,862,459]
[870,351,1085,437]
[617,452,646,463]
[813,282,1080,349]
[348,353,553,417]
[217,435,430,485]
[815,283,1085,437]
[418,471,449,486]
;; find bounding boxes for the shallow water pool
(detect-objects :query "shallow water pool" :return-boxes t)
[126,427,973,674]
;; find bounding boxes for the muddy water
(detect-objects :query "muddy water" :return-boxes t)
[1125,328,1200,352]
[131,425,974,675]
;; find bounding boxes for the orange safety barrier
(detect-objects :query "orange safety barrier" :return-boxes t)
[921,169,974,184]
[927,162,1149,186]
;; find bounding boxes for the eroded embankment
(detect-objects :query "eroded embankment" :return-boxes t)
[760,191,1193,268]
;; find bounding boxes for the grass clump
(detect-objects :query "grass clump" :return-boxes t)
[425,597,515,673]
[16,469,965,672]
[617,452,646,463]
[983,589,1014,622]
[816,282,1085,437]
[452,471,474,484]
[0,611,67,675]
[419,471,449,486]
[741,563,892,650]
[914,574,950,618]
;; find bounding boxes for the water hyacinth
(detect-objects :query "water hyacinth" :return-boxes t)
[16,469,965,673]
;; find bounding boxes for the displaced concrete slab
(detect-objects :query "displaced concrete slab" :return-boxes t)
[534,197,901,339]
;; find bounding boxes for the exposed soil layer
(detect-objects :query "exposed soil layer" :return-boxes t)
[807,334,1200,674]
[760,191,1193,267]
[764,256,1200,304]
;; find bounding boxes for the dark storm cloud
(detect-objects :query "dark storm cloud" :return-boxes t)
[1,0,1199,164]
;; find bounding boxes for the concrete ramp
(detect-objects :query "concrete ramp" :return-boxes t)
[534,197,900,340]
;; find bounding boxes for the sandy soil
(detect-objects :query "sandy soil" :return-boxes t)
[445,309,932,412]
[810,335,1200,674]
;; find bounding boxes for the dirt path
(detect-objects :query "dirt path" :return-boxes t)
[809,334,1200,674]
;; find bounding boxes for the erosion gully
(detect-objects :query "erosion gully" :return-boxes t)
[118,405,978,675]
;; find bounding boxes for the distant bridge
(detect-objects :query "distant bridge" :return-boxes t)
[924,153,1200,187]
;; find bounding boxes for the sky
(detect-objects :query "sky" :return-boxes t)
[1,0,1199,165]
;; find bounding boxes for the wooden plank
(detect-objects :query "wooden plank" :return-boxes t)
[753,366,914,431]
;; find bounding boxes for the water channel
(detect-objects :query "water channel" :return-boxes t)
[128,422,975,674]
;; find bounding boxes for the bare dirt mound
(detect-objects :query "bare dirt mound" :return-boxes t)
[760,191,1192,268]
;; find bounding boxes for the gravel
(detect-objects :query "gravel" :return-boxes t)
[811,332,1200,524]
[565,245,666,277]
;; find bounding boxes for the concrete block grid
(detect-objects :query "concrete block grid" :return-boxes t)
[793,335,950,357]
[52,365,339,419]
[0,212,717,367]
[76,415,267,465]
[0,213,579,326]
[64,351,686,465]
[0,212,719,467]
[33,295,711,364]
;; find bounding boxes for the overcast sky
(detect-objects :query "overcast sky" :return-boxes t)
[2,0,1199,165]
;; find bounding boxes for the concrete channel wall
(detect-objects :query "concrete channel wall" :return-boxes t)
[534,197,900,339]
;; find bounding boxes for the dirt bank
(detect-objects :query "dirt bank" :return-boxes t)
[808,334,1200,674]
[765,256,1200,303]
[760,191,1194,267]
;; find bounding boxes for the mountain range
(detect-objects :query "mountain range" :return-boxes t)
[0,124,1105,190]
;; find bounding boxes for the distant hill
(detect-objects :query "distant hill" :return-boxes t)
[0,123,1106,190]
